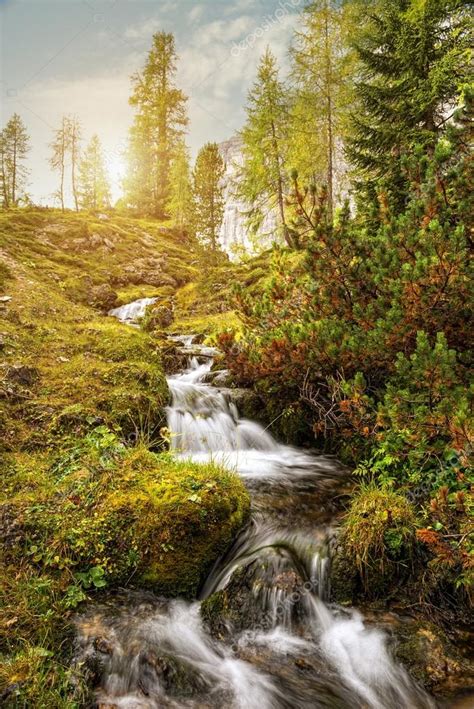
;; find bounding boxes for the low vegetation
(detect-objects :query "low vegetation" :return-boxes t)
[0,209,250,706]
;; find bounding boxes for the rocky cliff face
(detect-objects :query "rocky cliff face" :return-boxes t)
[218,136,278,259]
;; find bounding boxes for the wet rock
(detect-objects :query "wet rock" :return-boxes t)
[143,302,175,331]
[221,387,263,420]
[329,550,358,605]
[138,650,210,698]
[392,621,470,692]
[89,284,118,311]
[201,552,308,640]
[212,370,234,387]
[161,343,190,375]
[94,637,114,655]
[202,369,234,387]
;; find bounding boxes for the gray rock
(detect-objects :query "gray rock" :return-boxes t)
[89,284,118,311]
[220,387,263,420]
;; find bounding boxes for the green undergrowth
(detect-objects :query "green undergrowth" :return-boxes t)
[170,251,272,339]
[0,433,249,707]
[0,208,199,451]
[0,208,252,706]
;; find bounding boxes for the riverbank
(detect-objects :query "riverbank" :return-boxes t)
[0,212,251,706]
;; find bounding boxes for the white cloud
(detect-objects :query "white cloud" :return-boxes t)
[4,1,301,204]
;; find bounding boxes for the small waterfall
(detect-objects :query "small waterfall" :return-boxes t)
[109,297,157,325]
[75,320,439,709]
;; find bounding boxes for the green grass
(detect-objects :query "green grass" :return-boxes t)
[0,208,253,707]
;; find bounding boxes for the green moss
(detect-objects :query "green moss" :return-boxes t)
[0,208,256,706]
[0,440,250,705]
[334,482,417,599]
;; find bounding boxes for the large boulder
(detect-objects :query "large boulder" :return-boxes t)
[88,284,118,311]
[142,301,175,331]
[201,550,308,640]
[114,257,178,289]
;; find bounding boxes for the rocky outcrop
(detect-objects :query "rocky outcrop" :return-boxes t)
[112,257,178,289]
[88,284,118,311]
[218,136,279,258]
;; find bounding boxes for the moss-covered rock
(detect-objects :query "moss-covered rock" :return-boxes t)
[2,444,250,598]
[0,440,250,705]
[201,551,307,640]
[392,621,466,691]
[330,482,417,602]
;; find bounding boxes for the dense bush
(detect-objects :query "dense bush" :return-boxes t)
[220,93,473,603]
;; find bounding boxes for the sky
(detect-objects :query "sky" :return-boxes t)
[0,0,303,205]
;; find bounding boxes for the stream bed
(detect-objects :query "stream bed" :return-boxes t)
[74,305,472,708]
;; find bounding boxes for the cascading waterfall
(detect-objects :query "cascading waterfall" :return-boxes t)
[109,297,157,326]
[77,319,439,709]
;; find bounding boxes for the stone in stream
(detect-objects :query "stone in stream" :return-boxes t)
[201,552,308,642]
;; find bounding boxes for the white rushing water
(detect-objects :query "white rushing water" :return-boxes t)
[86,320,437,709]
[167,355,337,480]
[109,297,157,326]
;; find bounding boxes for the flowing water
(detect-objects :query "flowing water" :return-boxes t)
[109,298,157,326]
[77,320,444,708]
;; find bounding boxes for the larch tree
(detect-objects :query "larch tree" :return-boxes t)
[0,114,30,208]
[239,48,291,247]
[125,32,188,217]
[68,116,81,212]
[0,132,11,209]
[78,135,111,211]
[289,0,354,221]
[167,140,193,231]
[49,116,70,211]
[192,142,226,256]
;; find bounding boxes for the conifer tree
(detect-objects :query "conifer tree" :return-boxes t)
[69,117,81,212]
[347,0,471,213]
[125,32,188,217]
[0,114,30,208]
[167,140,193,231]
[192,142,225,255]
[49,116,70,211]
[78,135,111,211]
[289,0,353,220]
[239,49,291,246]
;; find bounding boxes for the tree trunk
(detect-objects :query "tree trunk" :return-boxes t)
[11,138,17,206]
[71,123,79,211]
[60,133,65,212]
[270,119,290,247]
[324,5,334,223]
[0,147,10,209]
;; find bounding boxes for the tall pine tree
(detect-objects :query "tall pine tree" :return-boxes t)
[167,140,193,231]
[125,32,188,217]
[289,0,354,220]
[78,135,111,211]
[49,116,70,211]
[239,48,291,246]
[0,114,30,208]
[347,0,471,214]
[192,142,225,256]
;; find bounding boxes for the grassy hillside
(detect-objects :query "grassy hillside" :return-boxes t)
[0,209,250,707]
